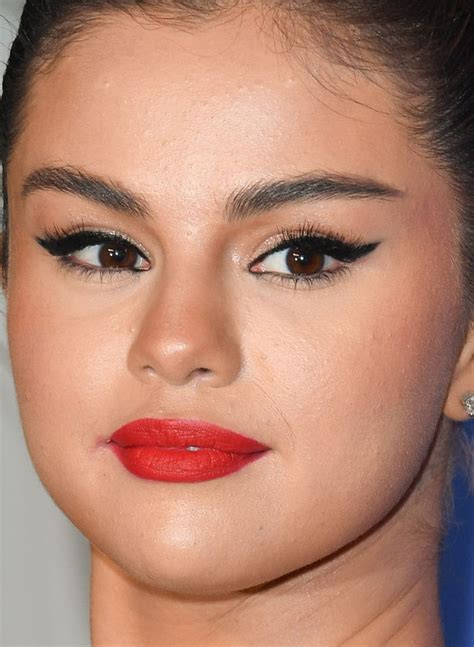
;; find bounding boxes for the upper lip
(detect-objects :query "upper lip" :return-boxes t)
[108,418,270,453]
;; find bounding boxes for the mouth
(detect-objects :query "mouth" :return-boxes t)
[106,418,271,483]
[107,417,270,453]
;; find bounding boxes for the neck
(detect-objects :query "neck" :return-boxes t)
[90,555,442,647]
[90,486,445,646]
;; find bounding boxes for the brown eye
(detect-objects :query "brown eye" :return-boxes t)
[70,240,150,272]
[247,225,380,289]
[251,244,335,279]
[98,242,140,269]
[286,248,325,275]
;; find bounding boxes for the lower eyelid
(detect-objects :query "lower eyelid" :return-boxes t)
[56,256,142,282]
[252,265,352,290]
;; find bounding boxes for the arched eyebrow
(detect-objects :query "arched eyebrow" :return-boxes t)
[22,165,404,222]
[22,165,150,220]
[226,172,403,222]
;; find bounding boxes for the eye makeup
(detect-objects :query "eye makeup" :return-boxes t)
[248,221,381,290]
[35,221,380,288]
[35,223,150,282]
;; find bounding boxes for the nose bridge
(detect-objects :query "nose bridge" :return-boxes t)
[128,260,242,387]
[152,265,222,343]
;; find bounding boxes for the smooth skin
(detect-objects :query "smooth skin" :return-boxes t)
[4,6,474,646]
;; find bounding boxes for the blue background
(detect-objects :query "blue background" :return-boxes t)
[439,419,474,647]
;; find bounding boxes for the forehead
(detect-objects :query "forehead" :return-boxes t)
[10,8,435,209]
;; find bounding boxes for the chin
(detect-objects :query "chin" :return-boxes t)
[94,537,282,597]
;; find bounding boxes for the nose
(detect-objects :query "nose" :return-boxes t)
[127,270,243,388]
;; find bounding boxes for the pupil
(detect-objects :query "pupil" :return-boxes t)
[99,243,135,268]
[287,247,324,275]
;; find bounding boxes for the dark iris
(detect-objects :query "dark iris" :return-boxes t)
[98,242,138,269]
[286,247,325,275]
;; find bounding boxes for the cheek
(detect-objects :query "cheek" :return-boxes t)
[6,274,130,497]
[249,244,460,546]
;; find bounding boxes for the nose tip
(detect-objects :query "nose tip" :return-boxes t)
[128,294,242,389]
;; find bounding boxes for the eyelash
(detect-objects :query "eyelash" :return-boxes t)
[35,221,379,289]
[249,222,378,290]
[35,224,148,283]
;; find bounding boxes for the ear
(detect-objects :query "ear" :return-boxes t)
[444,322,474,421]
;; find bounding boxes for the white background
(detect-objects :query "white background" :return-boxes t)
[1,2,91,645]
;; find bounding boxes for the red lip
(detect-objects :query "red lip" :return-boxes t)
[107,418,270,483]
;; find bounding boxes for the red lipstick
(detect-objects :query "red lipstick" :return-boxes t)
[107,418,270,482]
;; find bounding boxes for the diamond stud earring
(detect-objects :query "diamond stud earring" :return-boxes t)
[461,392,474,417]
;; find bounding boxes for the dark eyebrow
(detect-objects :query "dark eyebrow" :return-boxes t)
[22,165,403,223]
[22,165,150,220]
[226,172,404,222]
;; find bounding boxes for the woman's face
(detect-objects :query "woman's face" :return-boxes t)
[4,9,466,594]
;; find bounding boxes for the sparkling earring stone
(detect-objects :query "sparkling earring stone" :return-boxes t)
[462,392,474,417]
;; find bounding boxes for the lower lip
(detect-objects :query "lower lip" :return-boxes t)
[110,444,269,482]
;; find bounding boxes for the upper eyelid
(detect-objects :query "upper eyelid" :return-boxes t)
[77,232,356,271]
[39,224,376,268]
[72,228,147,254]
[250,235,375,268]
[254,235,333,260]
[45,227,150,260]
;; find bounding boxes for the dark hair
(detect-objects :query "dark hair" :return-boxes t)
[1,0,473,321]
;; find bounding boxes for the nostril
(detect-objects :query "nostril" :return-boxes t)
[193,367,211,378]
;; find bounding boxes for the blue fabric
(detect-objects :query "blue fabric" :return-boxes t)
[439,419,474,647]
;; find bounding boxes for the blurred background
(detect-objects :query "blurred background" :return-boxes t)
[0,1,473,645]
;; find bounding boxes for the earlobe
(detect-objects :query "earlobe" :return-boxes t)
[461,392,474,417]
[443,323,474,421]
